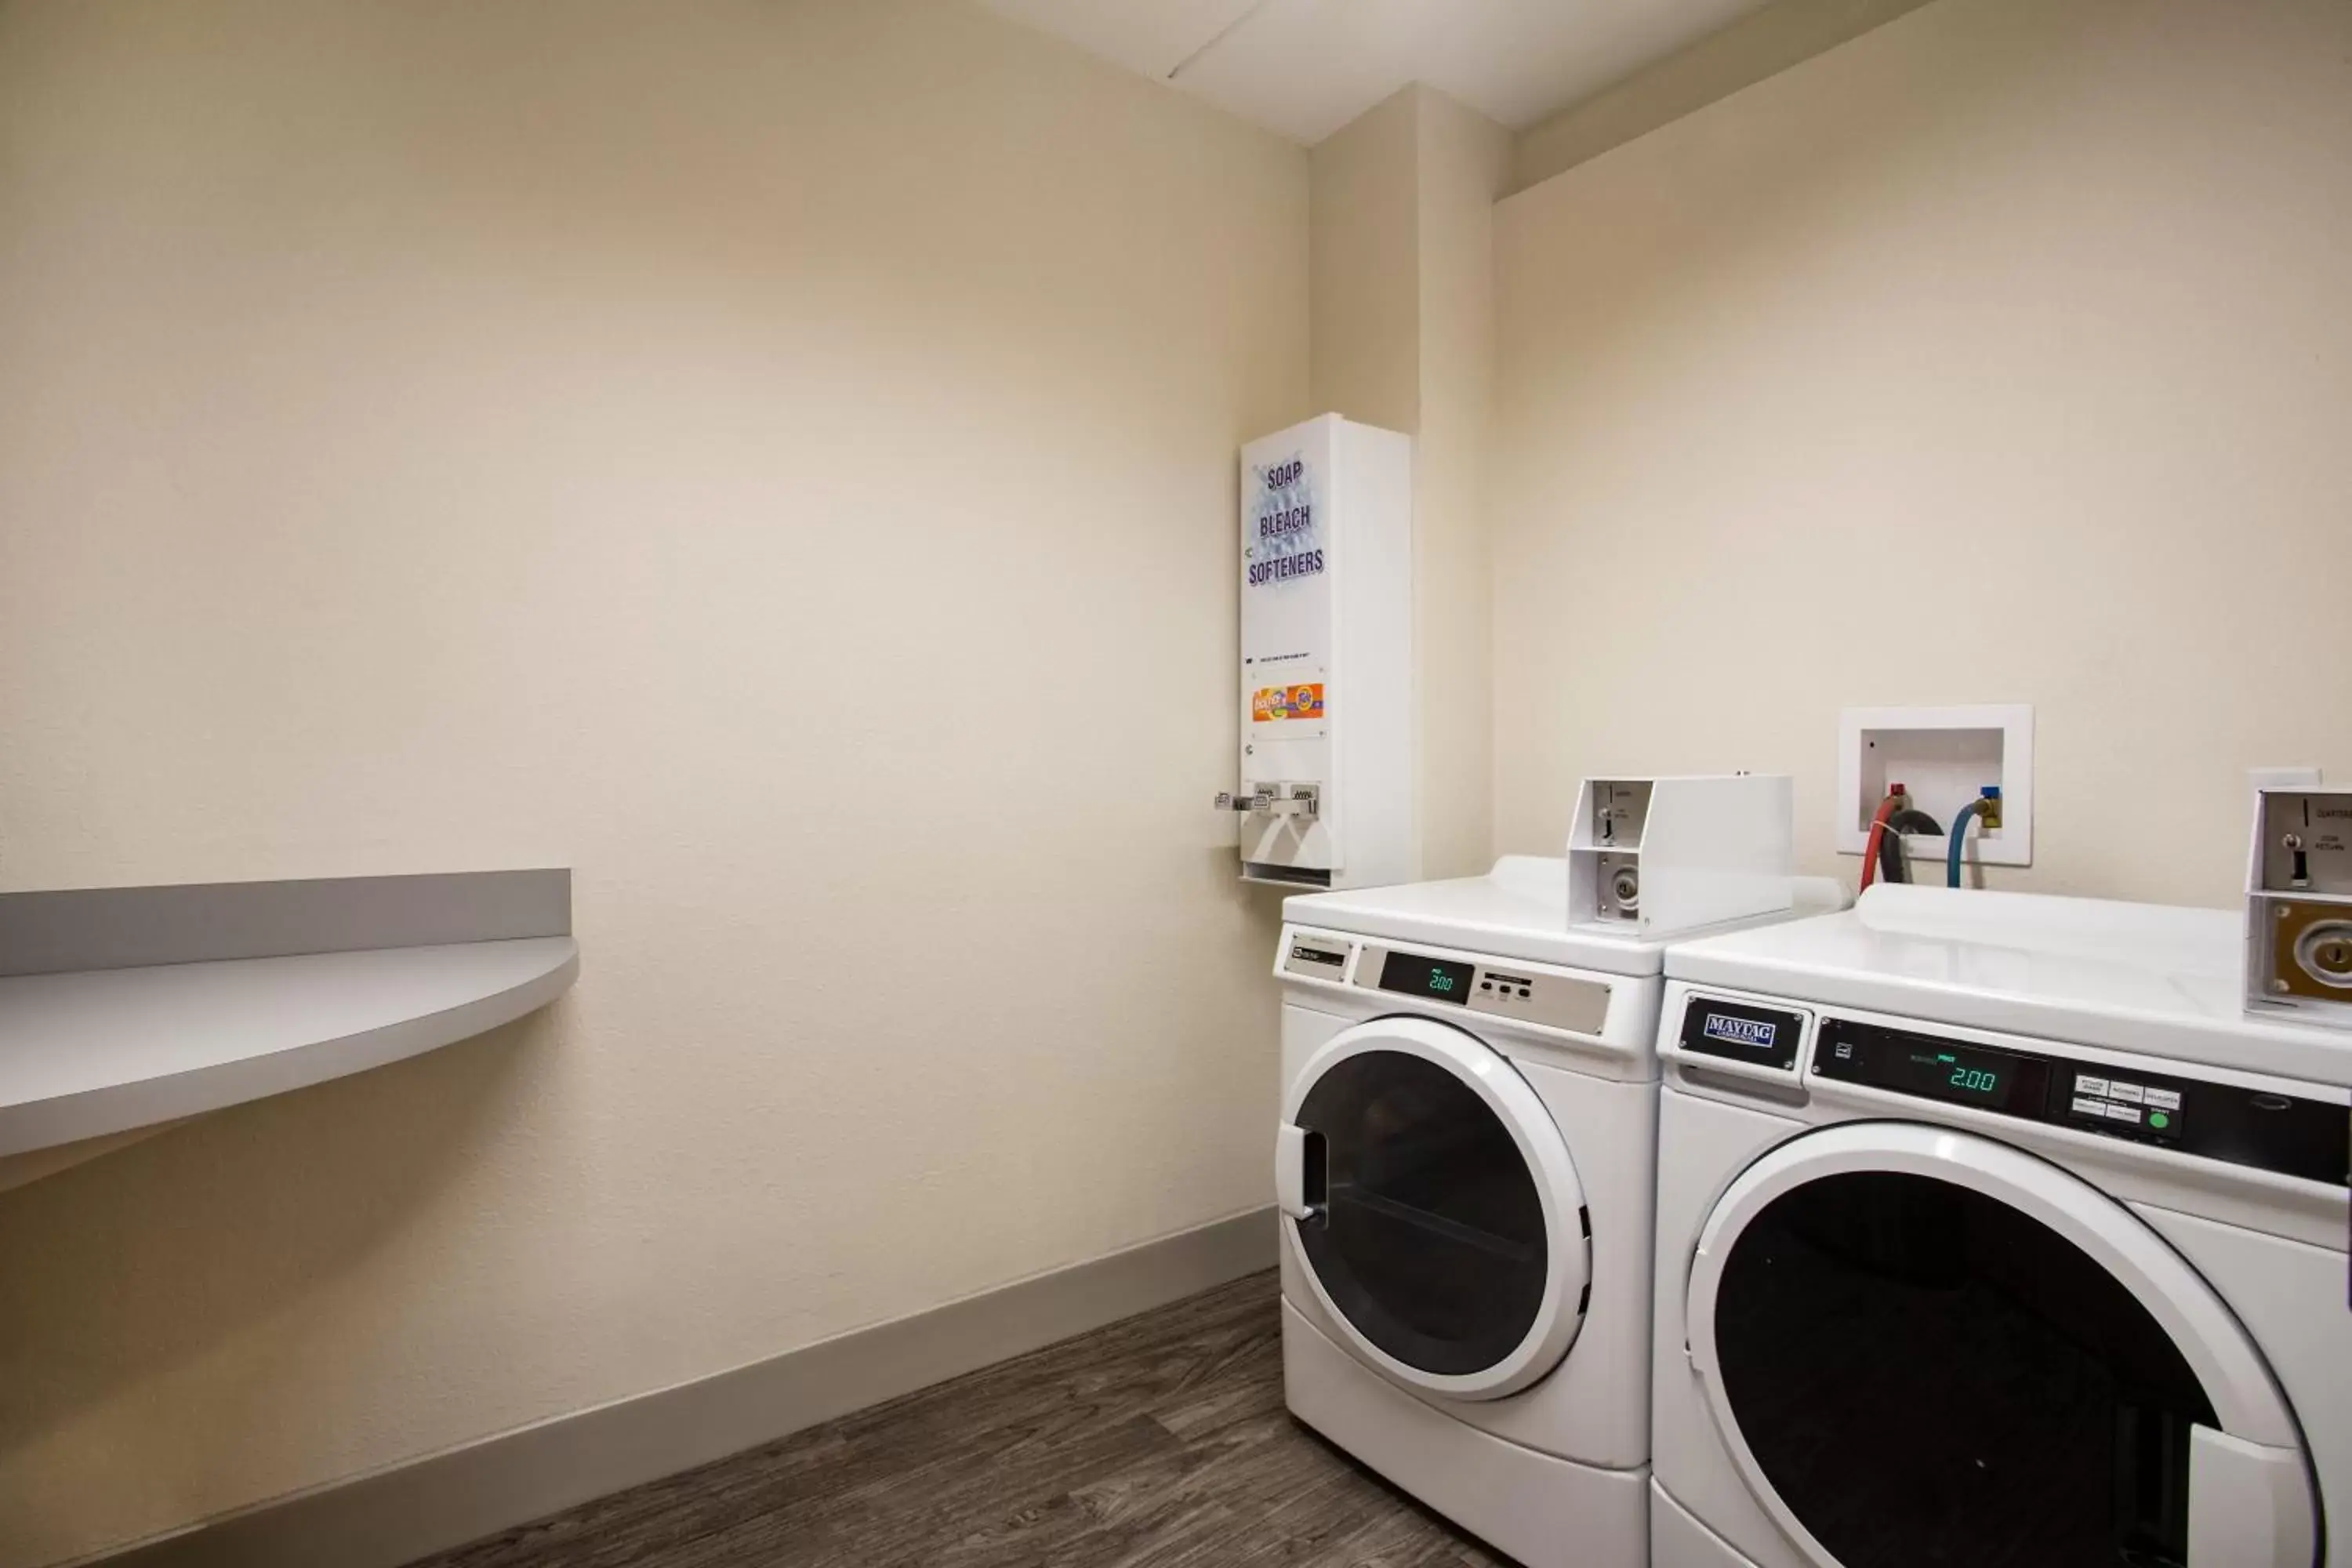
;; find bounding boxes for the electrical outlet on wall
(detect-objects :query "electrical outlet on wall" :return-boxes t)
[1837,705,2034,869]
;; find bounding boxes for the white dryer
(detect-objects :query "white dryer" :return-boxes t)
[1275,856,1842,1568]
[1650,884,2352,1568]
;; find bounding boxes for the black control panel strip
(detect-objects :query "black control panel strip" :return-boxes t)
[1376,949,1476,1005]
[1812,1016,2350,1189]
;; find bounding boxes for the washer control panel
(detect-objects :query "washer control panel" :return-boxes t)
[1812,1015,2347,1187]
[1356,943,1610,1036]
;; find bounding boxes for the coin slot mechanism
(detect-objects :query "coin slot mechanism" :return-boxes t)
[2245,786,2352,1025]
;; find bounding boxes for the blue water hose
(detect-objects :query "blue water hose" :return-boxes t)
[1947,799,1987,887]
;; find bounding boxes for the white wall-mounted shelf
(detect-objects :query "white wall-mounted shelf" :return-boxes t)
[0,869,575,1189]
[0,938,576,1163]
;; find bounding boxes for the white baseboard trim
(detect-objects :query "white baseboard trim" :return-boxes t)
[82,1207,1276,1568]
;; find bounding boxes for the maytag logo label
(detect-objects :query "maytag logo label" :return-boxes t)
[1703,1014,1777,1050]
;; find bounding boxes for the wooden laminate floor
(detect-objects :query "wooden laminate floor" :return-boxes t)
[405,1269,1505,1568]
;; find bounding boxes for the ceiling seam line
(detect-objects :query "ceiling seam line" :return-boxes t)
[1167,0,1279,81]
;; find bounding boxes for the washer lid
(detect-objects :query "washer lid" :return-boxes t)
[1283,856,1846,978]
[1278,1014,1589,1401]
[1668,884,2352,1087]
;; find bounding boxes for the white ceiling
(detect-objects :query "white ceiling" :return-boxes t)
[975,0,1778,144]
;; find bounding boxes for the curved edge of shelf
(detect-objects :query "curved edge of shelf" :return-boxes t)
[0,937,581,1164]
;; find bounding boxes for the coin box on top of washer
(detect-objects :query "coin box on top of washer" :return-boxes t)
[2247,786,2352,1027]
[1568,775,1796,935]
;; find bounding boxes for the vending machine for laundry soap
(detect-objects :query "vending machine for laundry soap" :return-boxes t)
[1218,414,1413,891]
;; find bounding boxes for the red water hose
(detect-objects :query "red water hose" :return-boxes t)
[1859,789,1903,891]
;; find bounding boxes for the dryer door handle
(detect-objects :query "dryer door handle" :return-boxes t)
[1274,1123,1326,1225]
[2188,1425,2315,1568]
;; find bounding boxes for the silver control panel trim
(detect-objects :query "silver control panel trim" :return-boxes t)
[1356,942,1612,1036]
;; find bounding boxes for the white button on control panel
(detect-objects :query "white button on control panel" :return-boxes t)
[2144,1088,2182,1111]
[2075,1075,2110,1097]
[2104,1103,2143,1123]
[2071,1097,2106,1117]
[2107,1083,2145,1104]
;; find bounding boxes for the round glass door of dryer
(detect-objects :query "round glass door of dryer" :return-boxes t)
[1684,1123,2316,1568]
[1279,1015,1589,1400]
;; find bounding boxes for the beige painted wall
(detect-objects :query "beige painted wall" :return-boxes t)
[1409,95,1512,881]
[1509,0,1937,194]
[0,1,1306,1562]
[1309,86,1510,880]
[1309,89,1422,435]
[1494,0,2352,908]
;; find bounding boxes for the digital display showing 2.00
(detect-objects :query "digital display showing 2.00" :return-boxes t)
[1944,1059,2003,1095]
[1880,1043,2024,1107]
[1816,1018,2047,1114]
[1377,951,1475,1005]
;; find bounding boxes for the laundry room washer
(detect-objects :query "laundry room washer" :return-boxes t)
[1649,884,2352,1568]
[1274,855,1842,1568]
